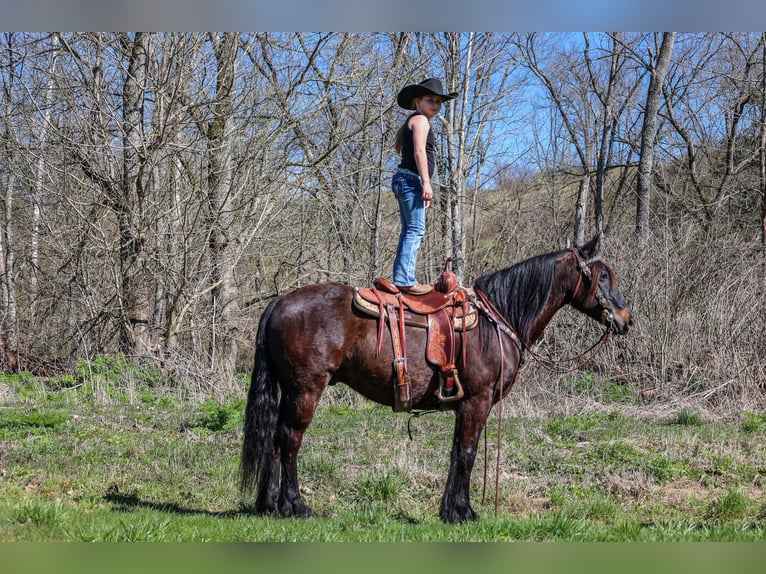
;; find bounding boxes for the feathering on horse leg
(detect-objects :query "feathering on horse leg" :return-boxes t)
[277,425,313,518]
[439,400,488,523]
[275,383,326,518]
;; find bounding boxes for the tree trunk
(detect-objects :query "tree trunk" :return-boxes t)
[369,96,385,284]
[438,32,474,280]
[119,32,152,354]
[760,33,766,247]
[636,32,675,243]
[207,32,239,373]
[574,173,590,246]
[30,35,59,309]
[451,33,473,280]
[1,171,17,352]
[590,33,620,238]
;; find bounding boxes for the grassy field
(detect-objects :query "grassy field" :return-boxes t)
[2,357,766,542]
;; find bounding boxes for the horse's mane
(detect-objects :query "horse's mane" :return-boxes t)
[473,249,562,349]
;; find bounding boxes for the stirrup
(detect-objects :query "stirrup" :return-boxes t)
[437,369,464,403]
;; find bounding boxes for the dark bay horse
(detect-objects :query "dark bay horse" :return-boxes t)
[240,236,633,523]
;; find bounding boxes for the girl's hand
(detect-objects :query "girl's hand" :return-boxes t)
[422,181,433,208]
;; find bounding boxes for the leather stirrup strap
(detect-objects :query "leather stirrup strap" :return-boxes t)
[461,294,469,370]
[429,308,464,403]
[385,302,411,412]
[372,288,386,355]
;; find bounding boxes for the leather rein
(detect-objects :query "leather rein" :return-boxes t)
[476,248,615,375]
[473,249,617,515]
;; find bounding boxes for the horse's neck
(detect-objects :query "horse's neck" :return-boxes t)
[479,251,574,346]
[524,285,570,346]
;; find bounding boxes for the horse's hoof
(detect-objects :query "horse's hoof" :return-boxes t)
[254,505,278,516]
[280,500,313,518]
[440,506,478,524]
[294,504,313,518]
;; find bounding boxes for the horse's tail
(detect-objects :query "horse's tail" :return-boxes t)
[240,297,281,500]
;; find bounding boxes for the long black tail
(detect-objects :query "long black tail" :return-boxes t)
[240,297,281,500]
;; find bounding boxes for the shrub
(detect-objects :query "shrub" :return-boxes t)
[740,411,766,434]
[672,409,704,426]
[704,488,749,523]
[189,398,245,432]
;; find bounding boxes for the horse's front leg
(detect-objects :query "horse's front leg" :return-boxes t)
[439,398,490,523]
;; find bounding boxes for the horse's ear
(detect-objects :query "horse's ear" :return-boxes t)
[578,234,600,259]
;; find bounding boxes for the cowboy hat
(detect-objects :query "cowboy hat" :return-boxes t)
[396,78,459,110]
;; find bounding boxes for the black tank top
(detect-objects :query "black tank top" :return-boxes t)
[398,111,435,178]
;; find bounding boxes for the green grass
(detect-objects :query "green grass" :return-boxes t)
[2,366,766,541]
[672,408,705,426]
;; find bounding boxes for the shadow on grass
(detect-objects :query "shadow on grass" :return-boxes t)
[103,483,256,518]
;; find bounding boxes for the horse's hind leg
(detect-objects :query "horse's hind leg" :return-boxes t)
[276,384,325,518]
[254,455,280,514]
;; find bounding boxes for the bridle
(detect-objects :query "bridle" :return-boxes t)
[472,249,617,514]
[474,249,616,376]
[570,248,616,327]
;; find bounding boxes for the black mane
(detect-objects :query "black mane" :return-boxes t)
[473,249,562,347]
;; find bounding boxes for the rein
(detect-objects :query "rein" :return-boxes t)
[474,284,612,374]
[473,288,510,516]
[522,328,613,374]
[523,249,616,374]
[472,251,617,513]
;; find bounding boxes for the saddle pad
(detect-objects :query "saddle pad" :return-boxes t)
[352,290,478,331]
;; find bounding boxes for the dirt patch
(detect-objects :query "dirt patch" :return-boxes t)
[650,478,710,506]
[649,478,765,508]
[0,384,17,402]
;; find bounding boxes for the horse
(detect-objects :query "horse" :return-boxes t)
[240,236,633,523]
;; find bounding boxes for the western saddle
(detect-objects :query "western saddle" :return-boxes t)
[353,264,478,412]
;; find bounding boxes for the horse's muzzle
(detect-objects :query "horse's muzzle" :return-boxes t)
[610,309,633,335]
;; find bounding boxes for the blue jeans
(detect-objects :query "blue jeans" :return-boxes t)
[391,171,426,286]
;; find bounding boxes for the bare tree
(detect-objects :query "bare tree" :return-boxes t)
[51,33,157,354]
[368,33,411,282]
[517,33,596,246]
[584,33,645,239]
[0,33,21,358]
[660,33,762,232]
[204,32,239,372]
[635,32,675,243]
[418,33,521,278]
[27,35,60,310]
[761,32,766,246]
[117,32,153,353]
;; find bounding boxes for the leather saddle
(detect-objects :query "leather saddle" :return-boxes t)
[353,269,478,412]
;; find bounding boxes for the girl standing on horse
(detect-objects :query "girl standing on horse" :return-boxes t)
[391,78,458,295]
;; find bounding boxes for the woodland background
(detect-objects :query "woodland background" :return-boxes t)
[0,32,764,414]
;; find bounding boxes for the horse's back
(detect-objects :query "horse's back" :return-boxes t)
[264,282,395,402]
[269,282,356,324]
[269,283,354,338]
[265,282,368,364]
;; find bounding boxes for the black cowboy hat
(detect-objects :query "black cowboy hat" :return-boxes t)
[396,78,459,110]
